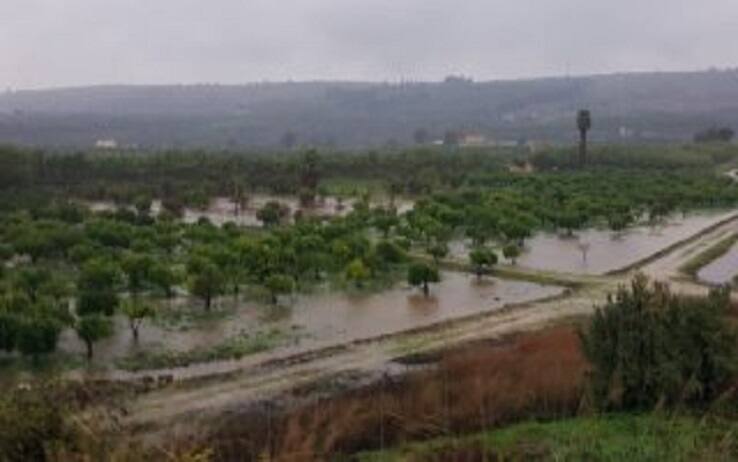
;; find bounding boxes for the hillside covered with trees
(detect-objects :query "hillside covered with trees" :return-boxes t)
[2,69,738,148]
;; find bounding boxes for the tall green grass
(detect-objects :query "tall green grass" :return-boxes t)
[359,414,738,461]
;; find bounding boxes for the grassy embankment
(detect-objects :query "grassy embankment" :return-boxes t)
[679,232,738,279]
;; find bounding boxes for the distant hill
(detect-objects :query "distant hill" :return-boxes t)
[1,70,738,149]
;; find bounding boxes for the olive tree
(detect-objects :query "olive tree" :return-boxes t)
[75,314,113,360]
[345,259,370,288]
[502,244,521,265]
[407,262,440,297]
[257,201,290,228]
[265,274,295,304]
[187,258,225,311]
[77,258,121,316]
[121,299,154,342]
[469,248,498,280]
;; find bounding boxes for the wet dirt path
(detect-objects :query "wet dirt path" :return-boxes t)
[121,213,738,433]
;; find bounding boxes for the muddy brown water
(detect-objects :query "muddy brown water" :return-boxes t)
[48,271,562,381]
[182,195,343,227]
[84,195,414,228]
[450,211,736,276]
[289,271,562,347]
[697,243,738,285]
[520,211,736,275]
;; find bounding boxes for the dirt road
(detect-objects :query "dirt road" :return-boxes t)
[122,214,738,433]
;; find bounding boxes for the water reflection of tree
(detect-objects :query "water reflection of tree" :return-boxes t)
[406,294,440,313]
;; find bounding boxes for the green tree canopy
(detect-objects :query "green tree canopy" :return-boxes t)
[75,314,114,360]
[469,247,498,279]
[407,262,440,297]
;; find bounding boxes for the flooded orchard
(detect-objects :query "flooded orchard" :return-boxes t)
[84,195,414,227]
[50,271,561,380]
[518,211,736,275]
[288,271,562,348]
[182,195,415,226]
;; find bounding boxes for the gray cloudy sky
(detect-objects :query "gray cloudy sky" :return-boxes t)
[2,0,737,89]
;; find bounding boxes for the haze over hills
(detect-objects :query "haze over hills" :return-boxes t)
[1,69,738,149]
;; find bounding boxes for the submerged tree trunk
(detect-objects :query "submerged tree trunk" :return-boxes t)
[130,319,140,342]
[85,341,93,360]
[422,281,429,297]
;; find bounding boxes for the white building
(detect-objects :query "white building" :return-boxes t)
[95,139,118,149]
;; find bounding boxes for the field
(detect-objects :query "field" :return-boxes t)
[3,143,738,460]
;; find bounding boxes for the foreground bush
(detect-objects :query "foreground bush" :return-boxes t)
[0,388,72,461]
[581,274,737,411]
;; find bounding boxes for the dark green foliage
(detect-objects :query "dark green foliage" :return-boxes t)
[580,275,737,411]
[187,257,226,310]
[374,240,407,265]
[469,248,498,279]
[14,267,52,302]
[407,262,440,296]
[372,208,399,237]
[256,201,290,227]
[529,144,732,171]
[148,262,180,298]
[0,290,68,358]
[427,241,449,263]
[502,244,521,265]
[265,274,295,304]
[120,252,155,294]
[75,314,114,360]
[15,315,62,358]
[0,243,13,260]
[77,290,119,317]
[0,311,19,352]
[344,259,370,288]
[77,259,121,316]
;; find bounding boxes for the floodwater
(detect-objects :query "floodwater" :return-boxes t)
[697,244,738,285]
[51,271,561,379]
[181,195,414,226]
[289,271,562,348]
[182,195,350,226]
[518,211,736,275]
[57,297,262,367]
[84,195,414,227]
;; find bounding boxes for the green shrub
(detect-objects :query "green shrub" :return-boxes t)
[0,389,72,461]
[580,274,737,411]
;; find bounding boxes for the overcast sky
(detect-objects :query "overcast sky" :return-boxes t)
[2,0,737,89]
